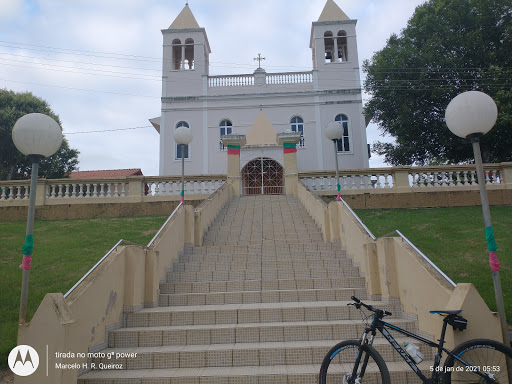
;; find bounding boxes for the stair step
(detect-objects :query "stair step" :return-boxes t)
[181,243,344,255]
[124,301,400,328]
[166,268,361,283]
[171,259,354,272]
[93,338,434,370]
[160,278,366,295]
[159,288,369,306]
[110,318,417,348]
[77,361,435,383]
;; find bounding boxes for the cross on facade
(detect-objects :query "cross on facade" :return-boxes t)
[254,53,266,68]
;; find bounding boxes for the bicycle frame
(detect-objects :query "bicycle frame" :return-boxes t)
[361,314,493,384]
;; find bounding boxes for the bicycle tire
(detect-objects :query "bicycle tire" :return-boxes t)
[443,338,512,383]
[319,340,391,384]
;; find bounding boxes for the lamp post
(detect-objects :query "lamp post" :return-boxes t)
[12,113,62,324]
[173,126,193,203]
[445,91,511,350]
[325,121,344,200]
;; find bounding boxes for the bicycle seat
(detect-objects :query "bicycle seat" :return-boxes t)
[429,310,462,316]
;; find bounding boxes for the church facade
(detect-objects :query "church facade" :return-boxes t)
[151,0,369,193]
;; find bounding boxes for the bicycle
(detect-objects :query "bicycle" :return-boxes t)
[319,296,512,384]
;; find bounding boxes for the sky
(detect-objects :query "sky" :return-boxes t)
[0,0,428,176]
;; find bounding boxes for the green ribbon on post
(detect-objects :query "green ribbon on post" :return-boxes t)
[485,226,498,252]
[180,190,184,197]
[337,184,341,192]
[22,234,34,256]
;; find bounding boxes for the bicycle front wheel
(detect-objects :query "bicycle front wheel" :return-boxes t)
[319,340,390,384]
[443,338,512,383]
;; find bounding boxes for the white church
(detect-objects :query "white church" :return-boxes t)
[150,0,369,194]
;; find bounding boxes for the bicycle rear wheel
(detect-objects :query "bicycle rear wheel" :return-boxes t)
[443,338,512,383]
[319,340,390,384]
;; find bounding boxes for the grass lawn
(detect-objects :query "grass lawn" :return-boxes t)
[0,215,167,370]
[354,206,512,323]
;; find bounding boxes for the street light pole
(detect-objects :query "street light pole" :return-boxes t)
[333,140,341,200]
[445,92,511,354]
[12,113,62,324]
[325,122,344,201]
[181,144,185,203]
[19,156,40,323]
[173,126,193,204]
[470,134,509,346]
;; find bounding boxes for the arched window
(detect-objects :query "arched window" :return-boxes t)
[219,120,232,151]
[337,31,348,62]
[175,121,190,159]
[172,39,182,70]
[334,114,350,152]
[290,117,305,148]
[185,38,194,70]
[324,31,334,63]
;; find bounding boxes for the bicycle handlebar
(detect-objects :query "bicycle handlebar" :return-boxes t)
[350,296,392,318]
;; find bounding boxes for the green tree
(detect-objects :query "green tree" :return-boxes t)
[0,89,79,180]
[363,0,512,165]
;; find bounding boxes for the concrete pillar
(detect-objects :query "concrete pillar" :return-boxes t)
[392,166,412,193]
[35,178,47,206]
[221,134,246,196]
[500,162,512,189]
[277,132,302,196]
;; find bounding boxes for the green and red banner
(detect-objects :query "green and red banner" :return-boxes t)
[485,226,500,271]
[283,142,297,154]
[227,144,240,155]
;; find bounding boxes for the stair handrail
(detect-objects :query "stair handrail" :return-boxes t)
[64,202,183,299]
[147,202,183,247]
[338,198,376,240]
[337,196,456,288]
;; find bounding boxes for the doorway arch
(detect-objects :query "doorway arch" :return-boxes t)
[241,157,284,195]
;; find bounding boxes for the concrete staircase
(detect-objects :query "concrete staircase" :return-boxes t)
[78,195,431,384]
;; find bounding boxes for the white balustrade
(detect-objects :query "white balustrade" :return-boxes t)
[300,172,394,191]
[208,74,255,87]
[208,71,312,87]
[144,178,225,197]
[266,72,313,84]
[410,167,501,188]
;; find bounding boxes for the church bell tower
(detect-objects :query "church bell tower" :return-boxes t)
[161,4,211,97]
[310,0,361,91]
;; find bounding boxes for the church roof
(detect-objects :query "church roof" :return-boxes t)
[70,169,143,179]
[169,4,200,29]
[317,0,350,22]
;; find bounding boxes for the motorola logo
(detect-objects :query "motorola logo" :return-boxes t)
[8,345,39,376]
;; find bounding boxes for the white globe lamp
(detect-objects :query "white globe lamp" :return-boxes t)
[12,113,62,157]
[445,91,498,138]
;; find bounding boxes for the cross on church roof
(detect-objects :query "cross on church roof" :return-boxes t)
[254,53,266,68]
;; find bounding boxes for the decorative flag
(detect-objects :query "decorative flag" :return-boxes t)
[227,145,240,155]
[283,142,297,154]
[20,234,34,270]
[485,226,500,271]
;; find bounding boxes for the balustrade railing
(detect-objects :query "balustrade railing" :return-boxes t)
[144,177,225,197]
[208,74,254,87]
[300,169,394,191]
[266,72,313,84]
[0,175,226,205]
[409,166,501,188]
[208,71,313,87]
[299,163,511,193]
